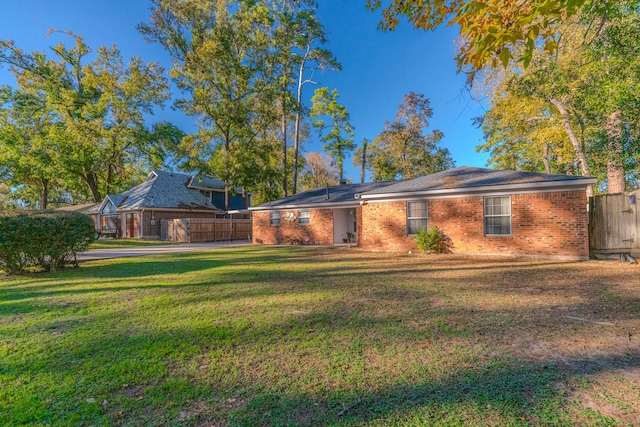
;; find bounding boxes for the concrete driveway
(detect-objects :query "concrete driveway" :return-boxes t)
[76,240,252,261]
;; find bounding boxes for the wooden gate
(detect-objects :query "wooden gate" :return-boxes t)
[589,190,640,254]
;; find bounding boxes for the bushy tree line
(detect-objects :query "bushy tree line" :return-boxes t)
[0,211,94,274]
[1,1,465,208]
[0,32,181,208]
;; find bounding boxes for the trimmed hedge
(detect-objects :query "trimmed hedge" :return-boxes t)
[0,211,95,274]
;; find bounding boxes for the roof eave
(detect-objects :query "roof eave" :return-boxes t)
[249,200,361,211]
[359,178,597,200]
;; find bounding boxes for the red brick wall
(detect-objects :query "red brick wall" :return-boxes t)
[253,209,334,245]
[361,190,590,259]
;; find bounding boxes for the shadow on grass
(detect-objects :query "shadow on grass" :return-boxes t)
[228,352,640,426]
[2,246,639,425]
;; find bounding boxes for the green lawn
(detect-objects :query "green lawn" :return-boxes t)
[89,238,183,249]
[1,247,639,426]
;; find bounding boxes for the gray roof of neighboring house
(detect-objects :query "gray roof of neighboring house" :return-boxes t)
[88,171,223,213]
[360,166,596,198]
[57,203,98,213]
[250,181,397,210]
[188,175,226,189]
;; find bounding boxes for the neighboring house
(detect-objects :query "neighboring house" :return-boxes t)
[250,167,597,259]
[85,171,250,239]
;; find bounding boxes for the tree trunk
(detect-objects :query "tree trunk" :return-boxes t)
[106,163,113,196]
[82,172,102,203]
[361,140,368,183]
[224,185,230,212]
[542,143,551,174]
[292,59,306,195]
[39,177,49,210]
[281,96,288,197]
[549,98,593,197]
[606,110,625,194]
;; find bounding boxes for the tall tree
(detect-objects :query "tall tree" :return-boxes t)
[0,32,174,203]
[367,92,454,180]
[267,0,340,197]
[476,83,574,174]
[353,138,370,183]
[0,87,58,209]
[139,0,281,209]
[477,1,640,194]
[310,87,355,181]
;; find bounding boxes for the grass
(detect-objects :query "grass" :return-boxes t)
[1,246,639,426]
[89,238,183,249]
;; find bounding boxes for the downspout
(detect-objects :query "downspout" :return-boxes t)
[140,209,144,239]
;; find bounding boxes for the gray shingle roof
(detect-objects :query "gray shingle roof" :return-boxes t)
[251,181,396,210]
[361,166,596,197]
[188,175,226,189]
[251,167,596,210]
[100,171,223,212]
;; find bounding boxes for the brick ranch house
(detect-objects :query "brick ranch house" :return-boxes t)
[85,170,250,239]
[250,167,597,259]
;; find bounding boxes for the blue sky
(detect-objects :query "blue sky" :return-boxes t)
[0,0,489,183]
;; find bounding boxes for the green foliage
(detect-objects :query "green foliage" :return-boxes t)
[0,211,95,274]
[414,226,453,253]
[368,92,454,181]
[367,0,594,75]
[0,33,175,206]
[310,87,355,180]
[140,1,293,204]
[476,1,640,194]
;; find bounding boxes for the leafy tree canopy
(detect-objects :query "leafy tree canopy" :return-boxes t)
[0,32,178,206]
[368,92,454,181]
[367,0,607,76]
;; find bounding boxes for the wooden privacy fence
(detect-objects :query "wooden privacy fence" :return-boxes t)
[162,218,252,243]
[589,190,640,254]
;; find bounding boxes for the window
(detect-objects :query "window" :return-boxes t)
[484,196,511,235]
[270,211,281,226]
[406,201,428,235]
[298,210,310,225]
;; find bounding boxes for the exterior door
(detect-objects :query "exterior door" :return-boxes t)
[333,208,356,244]
[125,213,138,238]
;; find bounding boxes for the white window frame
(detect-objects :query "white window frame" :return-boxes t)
[406,201,428,235]
[484,196,512,236]
[270,211,281,226]
[298,210,310,225]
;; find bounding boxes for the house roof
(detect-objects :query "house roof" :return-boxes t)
[359,167,597,200]
[249,181,397,211]
[251,167,597,211]
[56,203,98,213]
[88,171,224,213]
[187,175,226,190]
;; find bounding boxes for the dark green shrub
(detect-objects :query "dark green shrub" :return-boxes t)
[0,211,95,274]
[414,226,453,254]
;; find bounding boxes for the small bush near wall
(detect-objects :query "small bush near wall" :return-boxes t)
[0,211,95,274]
[415,226,453,254]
